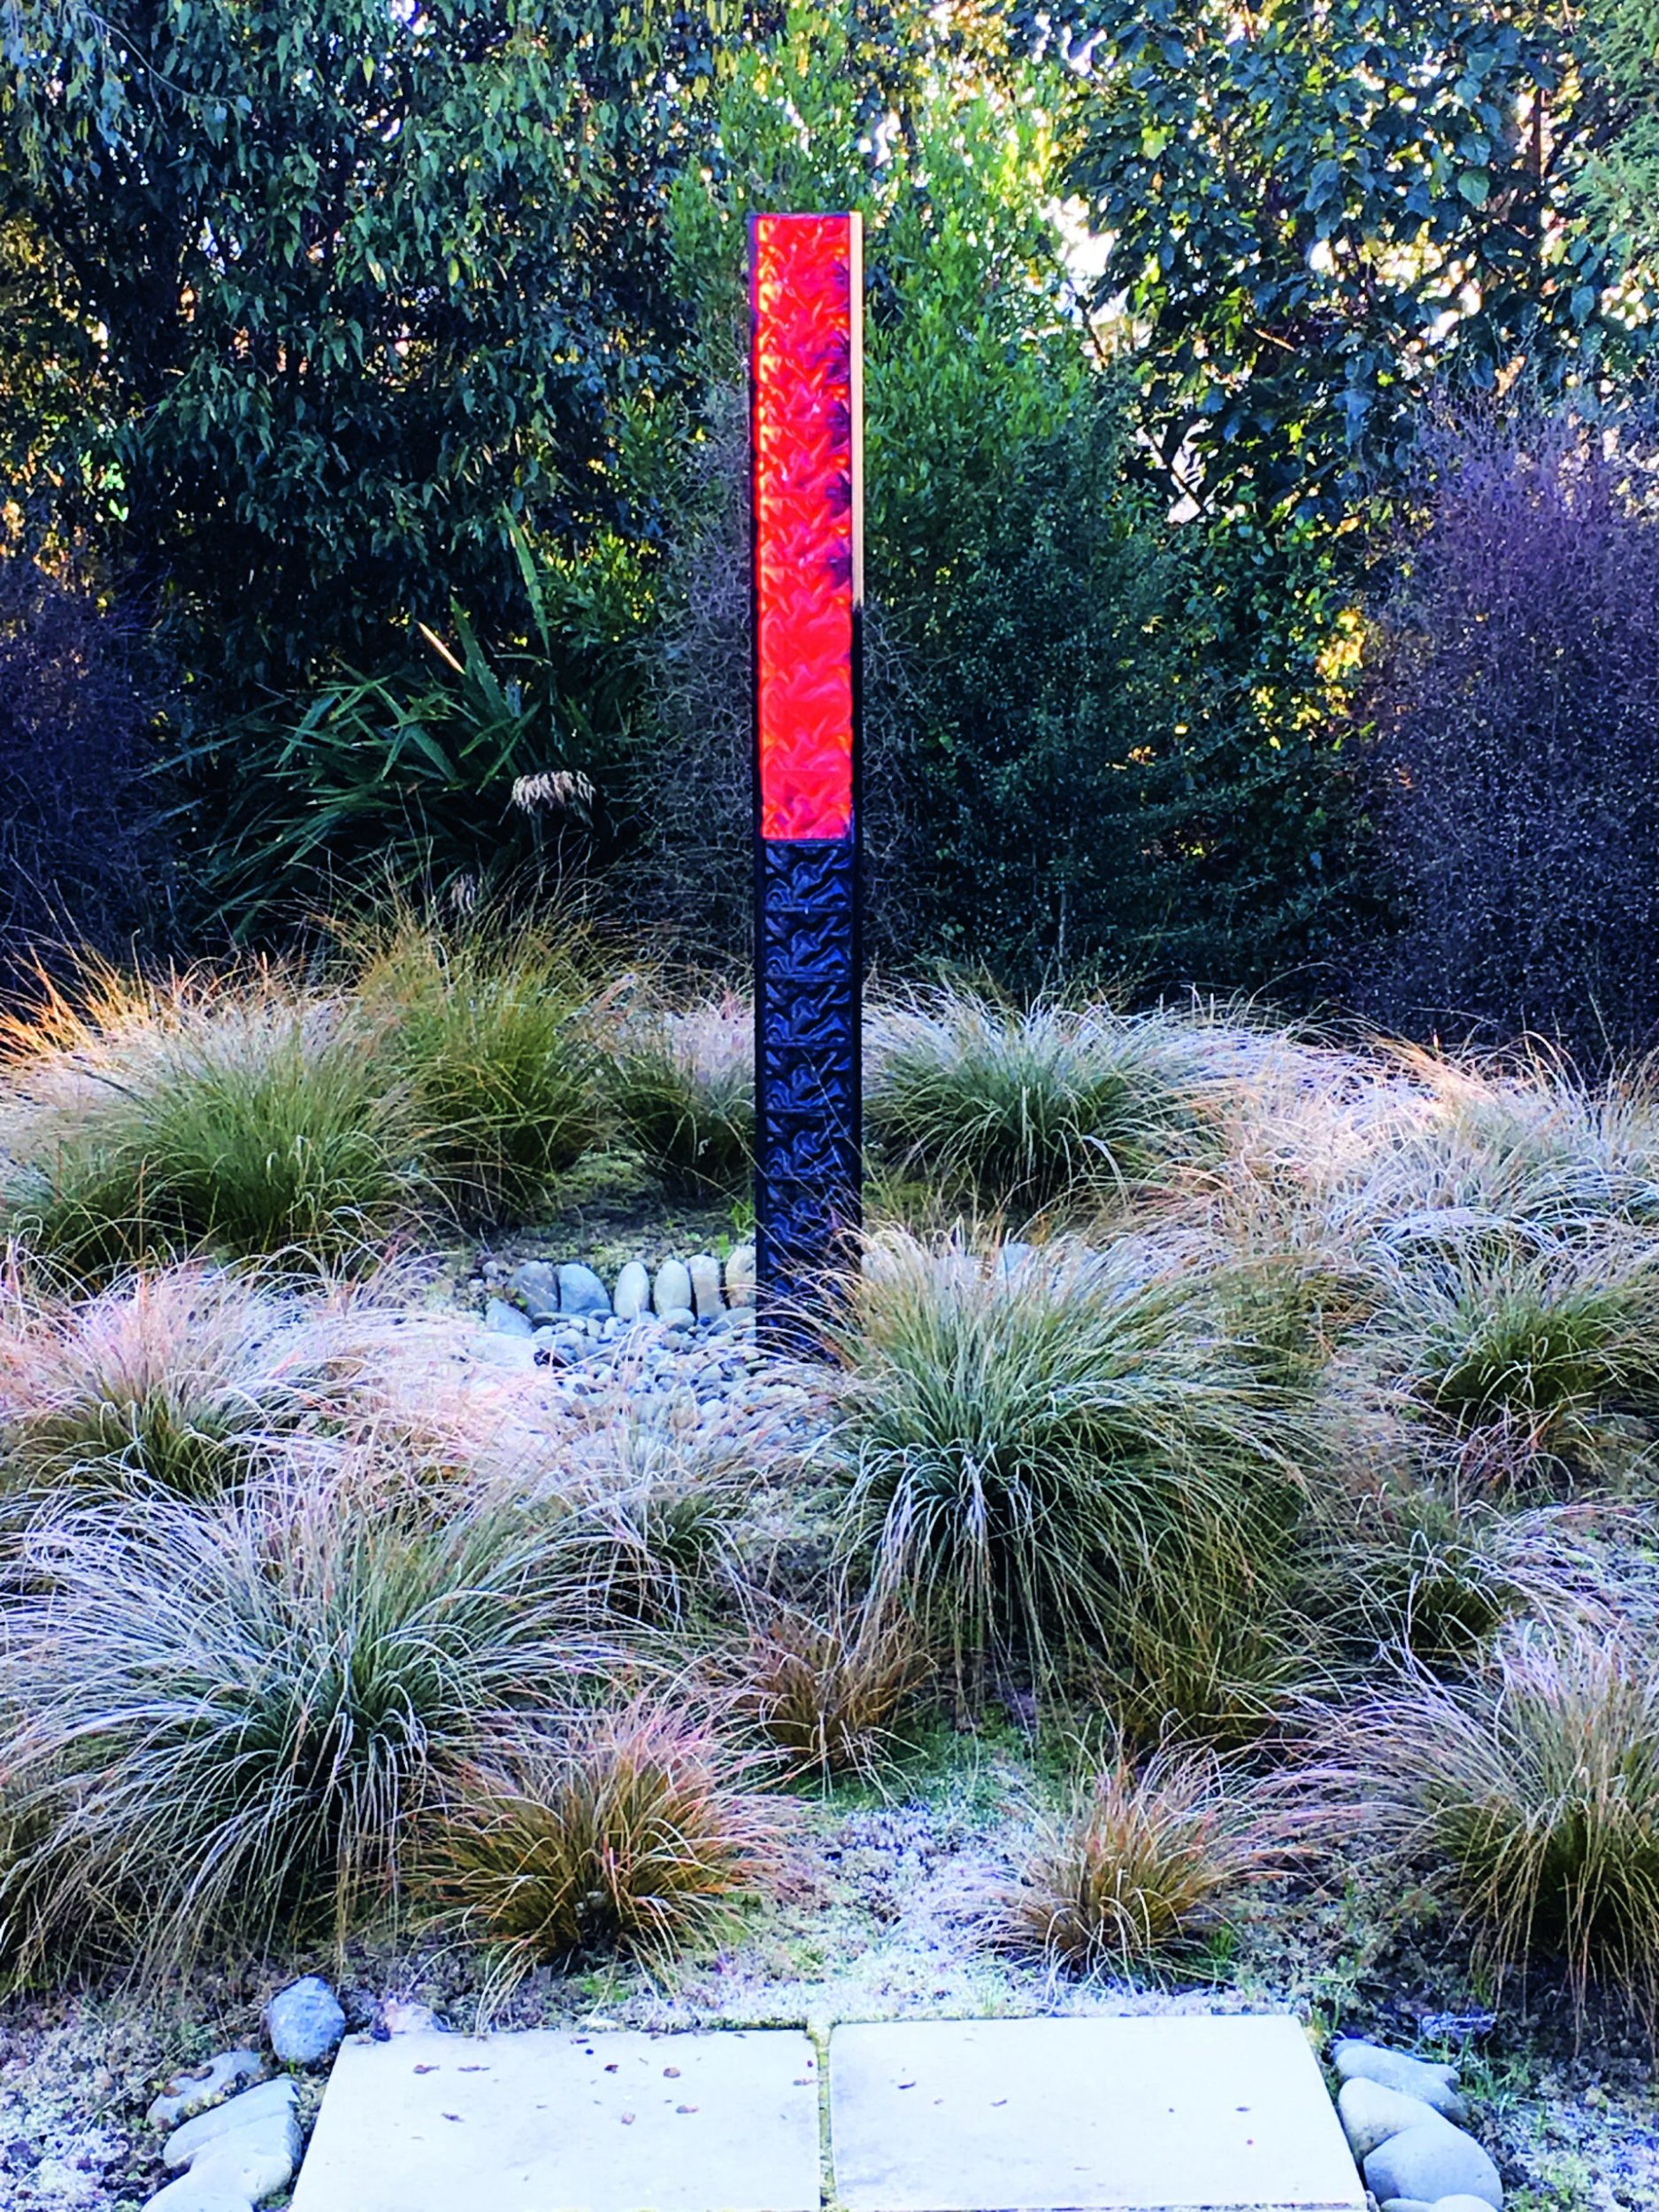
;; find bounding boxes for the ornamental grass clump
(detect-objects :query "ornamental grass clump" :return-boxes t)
[426,1696,777,1980]
[1002,1743,1286,1976]
[1316,1624,1659,2026]
[865,990,1219,1214]
[0,1451,609,1974]
[0,965,420,1271]
[833,1233,1313,1716]
[0,1262,334,1496]
[741,1594,929,1778]
[1365,1236,1659,1485]
[605,993,755,1199]
[351,907,604,1225]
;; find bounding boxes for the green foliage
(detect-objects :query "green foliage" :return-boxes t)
[0,0,718,695]
[196,532,646,926]
[1060,0,1638,526]
[352,909,603,1227]
[833,1233,1312,1724]
[605,995,755,1200]
[0,1455,607,1970]
[1369,1239,1659,1483]
[866,990,1220,1215]
[2,990,420,1272]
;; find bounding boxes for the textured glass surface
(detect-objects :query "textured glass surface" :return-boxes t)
[750,212,858,841]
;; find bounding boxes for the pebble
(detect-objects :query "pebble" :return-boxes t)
[147,2051,265,2131]
[653,1258,693,1317]
[265,1976,346,2067]
[165,2081,297,2167]
[687,1253,724,1318]
[615,1261,650,1318]
[558,1262,611,1317]
[1333,2040,1465,2120]
[658,1305,696,1333]
[507,1261,560,1325]
[725,1244,757,1306]
[485,1296,534,1339]
[1339,2078,1455,2161]
[1364,2125,1502,2210]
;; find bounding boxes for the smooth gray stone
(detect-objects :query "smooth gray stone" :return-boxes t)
[687,1253,724,1319]
[148,2050,265,2131]
[508,1261,560,1325]
[653,1259,692,1316]
[1364,2126,1502,2210]
[165,2080,298,2166]
[265,1976,346,2067]
[165,2112,300,2201]
[558,1263,611,1317]
[1339,2078,1455,2161]
[658,1305,696,1333]
[724,1244,756,1308]
[145,2170,257,2211]
[614,1261,650,1321]
[473,1333,534,1370]
[1379,2200,1436,2212]
[1433,2200,1509,2212]
[1333,2040,1464,2119]
[484,1296,534,1339]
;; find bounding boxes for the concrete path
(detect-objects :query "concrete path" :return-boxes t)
[288,2014,1363,2212]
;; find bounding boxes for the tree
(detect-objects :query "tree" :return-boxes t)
[0,0,723,695]
[1053,0,1639,527]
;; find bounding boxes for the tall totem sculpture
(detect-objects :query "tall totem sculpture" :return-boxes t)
[749,212,864,1347]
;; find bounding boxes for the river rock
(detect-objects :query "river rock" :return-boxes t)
[485,1296,534,1339]
[265,1975,346,2066]
[165,2080,298,2166]
[614,1261,650,1320]
[146,2170,260,2211]
[1339,2078,1455,2162]
[161,2110,300,2203]
[508,1261,560,1324]
[724,1244,756,1307]
[1378,2201,1436,2212]
[658,1304,696,1333]
[1333,2039,1465,2120]
[653,1258,692,1316]
[148,2050,265,2131]
[558,1262,611,1317]
[1363,2125,1502,2210]
[687,1253,724,1318]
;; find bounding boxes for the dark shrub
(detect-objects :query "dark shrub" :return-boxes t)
[0,555,167,987]
[1363,407,1659,1058]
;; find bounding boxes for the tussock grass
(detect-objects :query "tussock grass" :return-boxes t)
[606,992,754,1198]
[0,1450,610,1973]
[865,990,1220,1215]
[0,1263,337,1495]
[352,908,603,1225]
[740,1594,929,1778]
[1001,1742,1289,1975]
[1314,1624,1659,2026]
[426,1695,777,1980]
[1363,1237,1659,1484]
[833,1233,1314,1721]
[0,965,419,1270]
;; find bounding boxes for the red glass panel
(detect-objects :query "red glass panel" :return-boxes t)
[750,211,861,841]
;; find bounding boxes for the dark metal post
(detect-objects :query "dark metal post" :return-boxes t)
[749,212,864,1349]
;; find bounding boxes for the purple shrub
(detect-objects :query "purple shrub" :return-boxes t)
[0,556,168,985]
[1363,407,1659,1058]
